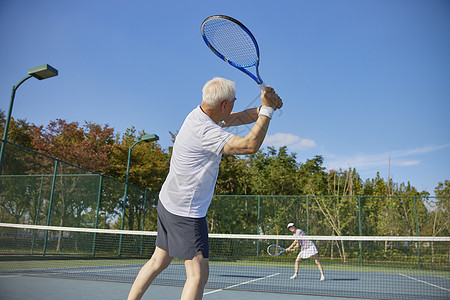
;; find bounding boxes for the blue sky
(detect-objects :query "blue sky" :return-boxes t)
[1,0,449,195]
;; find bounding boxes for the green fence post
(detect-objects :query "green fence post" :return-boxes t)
[140,189,148,255]
[257,195,261,234]
[31,175,45,254]
[35,175,45,225]
[414,196,421,268]
[118,182,127,256]
[358,195,363,265]
[43,160,58,256]
[92,174,103,257]
[256,195,261,256]
[306,195,309,235]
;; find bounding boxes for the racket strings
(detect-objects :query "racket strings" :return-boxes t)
[267,245,283,256]
[203,19,258,67]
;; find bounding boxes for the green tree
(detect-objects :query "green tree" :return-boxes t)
[0,113,40,223]
[424,181,450,263]
[430,180,450,237]
[395,182,425,236]
[0,112,34,174]
[30,119,116,173]
[215,154,248,195]
[297,155,327,195]
[246,147,301,195]
[108,127,169,231]
[27,119,117,251]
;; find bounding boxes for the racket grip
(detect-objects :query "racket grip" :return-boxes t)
[258,83,267,91]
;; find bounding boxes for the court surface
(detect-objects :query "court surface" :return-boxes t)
[1,262,448,299]
[0,275,372,300]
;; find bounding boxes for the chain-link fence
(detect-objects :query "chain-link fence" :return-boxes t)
[1,140,448,239]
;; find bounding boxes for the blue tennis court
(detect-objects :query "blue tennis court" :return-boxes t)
[0,274,361,300]
[1,261,449,299]
[1,223,449,299]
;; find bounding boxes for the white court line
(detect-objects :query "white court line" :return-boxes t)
[203,273,280,295]
[57,267,141,274]
[26,265,161,275]
[399,273,450,292]
[0,275,22,278]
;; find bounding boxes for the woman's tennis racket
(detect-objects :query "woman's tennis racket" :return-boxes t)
[267,244,287,256]
[201,15,267,91]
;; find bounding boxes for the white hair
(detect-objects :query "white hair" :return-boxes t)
[202,77,235,108]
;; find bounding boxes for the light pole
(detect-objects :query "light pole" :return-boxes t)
[0,64,58,174]
[118,133,159,256]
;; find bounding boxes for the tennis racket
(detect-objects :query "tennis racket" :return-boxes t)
[267,244,287,256]
[201,15,267,91]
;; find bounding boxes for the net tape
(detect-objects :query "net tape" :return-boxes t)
[2,223,448,242]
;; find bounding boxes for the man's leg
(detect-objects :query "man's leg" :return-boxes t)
[181,251,209,300]
[128,247,173,300]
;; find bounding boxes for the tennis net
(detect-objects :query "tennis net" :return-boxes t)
[0,223,449,299]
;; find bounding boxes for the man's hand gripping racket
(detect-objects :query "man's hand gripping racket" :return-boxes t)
[262,86,283,111]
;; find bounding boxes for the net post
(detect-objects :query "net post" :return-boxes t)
[43,160,59,256]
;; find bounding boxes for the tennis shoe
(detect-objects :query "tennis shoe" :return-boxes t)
[320,275,325,281]
[290,274,297,280]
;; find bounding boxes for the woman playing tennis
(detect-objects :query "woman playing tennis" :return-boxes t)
[286,222,325,281]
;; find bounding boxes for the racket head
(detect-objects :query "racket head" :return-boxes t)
[267,244,284,256]
[201,15,264,85]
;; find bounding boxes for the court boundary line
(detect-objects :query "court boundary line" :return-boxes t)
[203,273,280,295]
[399,273,450,292]
[0,275,22,278]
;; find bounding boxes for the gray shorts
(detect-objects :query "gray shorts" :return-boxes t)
[156,199,209,260]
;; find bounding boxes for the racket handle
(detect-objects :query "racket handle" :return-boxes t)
[258,83,267,91]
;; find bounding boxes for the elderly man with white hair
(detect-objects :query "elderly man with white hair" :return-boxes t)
[128,77,283,300]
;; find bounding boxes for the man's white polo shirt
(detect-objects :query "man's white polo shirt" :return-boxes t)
[159,106,233,218]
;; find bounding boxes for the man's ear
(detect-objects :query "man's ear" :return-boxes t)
[220,100,227,112]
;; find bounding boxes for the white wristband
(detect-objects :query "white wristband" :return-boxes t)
[258,106,274,119]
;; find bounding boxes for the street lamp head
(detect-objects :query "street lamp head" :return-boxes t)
[140,134,159,142]
[28,64,58,80]
[0,64,59,174]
